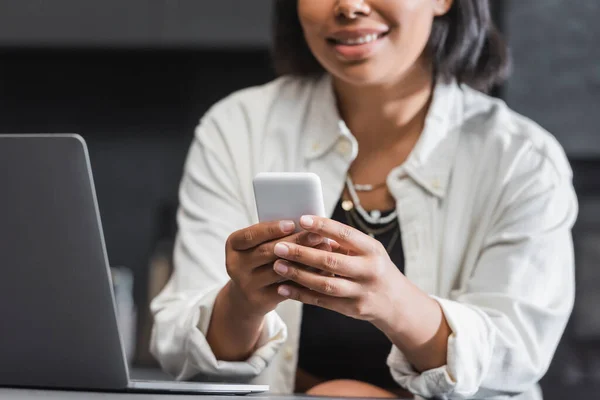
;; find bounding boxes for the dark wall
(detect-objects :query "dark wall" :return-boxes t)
[502,1,600,394]
[504,0,600,156]
[0,0,273,49]
[0,49,275,335]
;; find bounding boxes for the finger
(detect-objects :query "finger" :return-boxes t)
[324,239,351,254]
[332,243,353,256]
[263,281,305,302]
[277,284,351,314]
[252,264,287,288]
[328,239,342,251]
[229,220,296,251]
[285,231,327,248]
[324,239,355,256]
[272,241,364,279]
[314,242,332,252]
[298,216,376,254]
[273,260,360,297]
[303,242,334,276]
[245,230,326,268]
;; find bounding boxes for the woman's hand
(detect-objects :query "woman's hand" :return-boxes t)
[208,220,331,362]
[272,215,451,372]
[224,220,330,318]
[271,215,405,328]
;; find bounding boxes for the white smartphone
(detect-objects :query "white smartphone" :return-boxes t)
[253,172,326,232]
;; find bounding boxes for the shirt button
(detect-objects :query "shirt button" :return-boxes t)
[336,140,352,157]
[432,178,441,189]
[311,142,321,152]
[284,346,294,361]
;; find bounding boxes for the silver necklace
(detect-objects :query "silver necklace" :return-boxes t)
[344,207,401,254]
[354,181,387,192]
[345,175,398,225]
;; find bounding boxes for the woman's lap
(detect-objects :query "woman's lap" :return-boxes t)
[305,379,413,399]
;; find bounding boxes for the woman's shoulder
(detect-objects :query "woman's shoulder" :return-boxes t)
[457,84,572,179]
[190,75,327,173]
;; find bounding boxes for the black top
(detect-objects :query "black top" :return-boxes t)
[297,199,405,389]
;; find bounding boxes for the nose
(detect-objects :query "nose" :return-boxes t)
[334,0,372,20]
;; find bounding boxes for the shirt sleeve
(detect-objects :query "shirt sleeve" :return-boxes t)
[149,115,287,382]
[388,148,578,399]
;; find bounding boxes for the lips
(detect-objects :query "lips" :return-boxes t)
[327,31,388,46]
[327,28,389,44]
[326,28,389,61]
[330,32,384,46]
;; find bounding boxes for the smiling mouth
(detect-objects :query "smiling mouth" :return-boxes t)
[327,32,388,46]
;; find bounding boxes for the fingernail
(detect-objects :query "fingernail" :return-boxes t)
[278,286,291,297]
[274,260,289,275]
[301,215,314,228]
[274,243,289,257]
[308,233,322,245]
[280,220,295,233]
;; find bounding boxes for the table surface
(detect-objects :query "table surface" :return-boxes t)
[0,369,413,400]
[0,388,405,400]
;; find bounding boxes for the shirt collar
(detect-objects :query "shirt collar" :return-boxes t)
[304,74,464,199]
[401,77,464,198]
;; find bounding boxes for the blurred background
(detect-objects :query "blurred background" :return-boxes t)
[0,1,597,398]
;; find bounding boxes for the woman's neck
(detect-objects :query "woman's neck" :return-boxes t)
[332,60,434,151]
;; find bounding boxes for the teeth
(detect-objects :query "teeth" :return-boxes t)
[338,33,379,46]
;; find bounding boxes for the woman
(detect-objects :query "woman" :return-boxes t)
[150,1,577,399]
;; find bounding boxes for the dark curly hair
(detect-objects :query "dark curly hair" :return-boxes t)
[272,0,510,92]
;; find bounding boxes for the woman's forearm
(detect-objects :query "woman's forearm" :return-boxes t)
[377,278,452,373]
[206,281,265,362]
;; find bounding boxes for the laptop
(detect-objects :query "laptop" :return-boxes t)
[0,134,268,395]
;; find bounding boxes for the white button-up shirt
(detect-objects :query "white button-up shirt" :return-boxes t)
[150,74,578,400]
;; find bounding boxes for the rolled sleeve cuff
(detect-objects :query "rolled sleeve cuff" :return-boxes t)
[388,296,495,399]
[182,286,288,381]
[387,343,456,398]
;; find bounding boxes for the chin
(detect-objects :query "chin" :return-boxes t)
[329,62,401,87]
